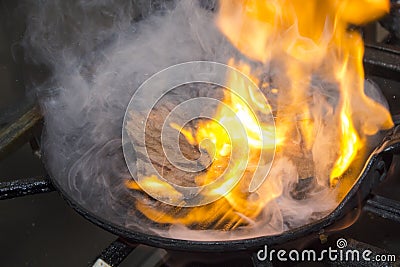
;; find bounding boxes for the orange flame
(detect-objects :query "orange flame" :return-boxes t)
[218,0,393,182]
[129,0,393,230]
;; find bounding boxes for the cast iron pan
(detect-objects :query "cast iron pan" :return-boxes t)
[44,115,400,253]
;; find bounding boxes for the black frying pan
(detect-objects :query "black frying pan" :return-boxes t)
[47,120,400,253]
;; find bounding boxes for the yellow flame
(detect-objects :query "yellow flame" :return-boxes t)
[129,0,393,228]
[218,0,393,182]
[189,58,275,198]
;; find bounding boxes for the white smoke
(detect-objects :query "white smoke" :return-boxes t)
[22,0,387,241]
